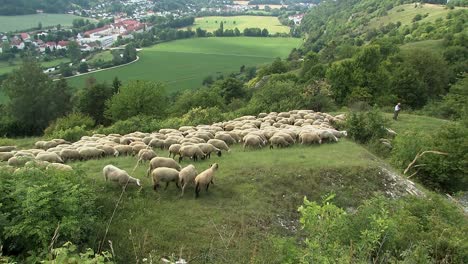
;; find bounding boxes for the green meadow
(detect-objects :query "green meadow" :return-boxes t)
[189,16,290,34]
[0,13,94,32]
[68,37,302,92]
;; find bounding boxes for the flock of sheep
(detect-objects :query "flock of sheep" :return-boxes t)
[0,110,346,197]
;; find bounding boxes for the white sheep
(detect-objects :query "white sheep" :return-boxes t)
[0,146,16,152]
[103,165,141,189]
[147,157,181,177]
[178,145,206,163]
[36,152,64,163]
[207,139,230,152]
[194,163,219,198]
[168,144,182,158]
[0,152,14,162]
[197,143,222,159]
[151,167,180,191]
[269,135,290,149]
[179,164,198,197]
[47,163,73,171]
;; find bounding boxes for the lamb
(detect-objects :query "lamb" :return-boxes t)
[0,146,16,152]
[151,167,180,191]
[147,157,181,177]
[36,152,64,163]
[194,163,219,198]
[103,165,141,188]
[197,143,222,159]
[207,139,230,152]
[179,164,198,197]
[178,145,206,163]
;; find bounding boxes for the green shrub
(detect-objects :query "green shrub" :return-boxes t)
[44,113,95,136]
[43,242,113,264]
[276,194,468,263]
[0,137,14,146]
[0,167,98,260]
[48,126,91,142]
[345,108,388,144]
[391,122,468,192]
[96,115,162,135]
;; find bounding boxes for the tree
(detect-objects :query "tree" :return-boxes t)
[105,81,168,121]
[218,78,245,104]
[77,62,88,73]
[122,43,137,63]
[74,81,114,125]
[112,76,122,94]
[67,41,81,63]
[60,63,73,77]
[2,59,72,134]
[261,28,269,37]
[38,22,42,30]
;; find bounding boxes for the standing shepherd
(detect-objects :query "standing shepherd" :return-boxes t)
[393,103,401,120]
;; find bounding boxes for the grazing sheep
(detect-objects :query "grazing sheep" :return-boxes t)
[60,149,80,162]
[168,144,182,159]
[79,147,105,160]
[197,143,222,159]
[114,145,133,156]
[0,152,14,162]
[151,167,180,191]
[149,138,165,149]
[147,157,181,177]
[207,139,230,152]
[214,134,236,145]
[300,132,322,145]
[269,135,290,149]
[36,152,64,163]
[0,146,16,152]
[243,135,262,150]
[103,165,141,188]
[179,164,198,197]
[8,156,30,167]
[25,160,50,169]
[194,163,219,198]
[133,149,157,172]
[178,145,206,163]
[47,163,73,171]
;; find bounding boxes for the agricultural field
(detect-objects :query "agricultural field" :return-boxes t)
[0,13,94,32]
[189,16,290,34]
[369,3,466,28]
[234,1,286,10]
[68,37,301,92]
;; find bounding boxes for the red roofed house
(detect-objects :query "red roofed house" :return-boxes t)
[57,41,69,50]
[11,39,25,50]
[84,25,112,38]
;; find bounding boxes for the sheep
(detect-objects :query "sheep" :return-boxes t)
[79,147,105,160]
[132,149,157,172]
[8,156,30,167]
[25,160,50,169]
[47,163,73,171]
[0,146,16,152]
[36,152,64,163]
[114,145,133,156]
[179,164,198,197]
[214,134,236,145]
[149,138,165,149]
[299,132,322,145]
[59,149,80,162]
[0,152,14,162]
[197,143,222,159]
[147,157,181,177]
[194,163,219,198]
[178,145,206,163]
[151,167,180,191]
[168,144,181,158]
[269,135,290,149]
[318,130,338,143]
[207,139,230,152]
[243,135,263,150]
[103,165,141,188]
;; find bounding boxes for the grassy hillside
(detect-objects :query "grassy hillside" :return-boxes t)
[0,13,95,32]
[369,3,464,28]
[67,37,301,92]
[71,141,395,262]
[400,39,445,53]
[190,16,290,33]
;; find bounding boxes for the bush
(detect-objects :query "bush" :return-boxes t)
[96,115,163,135]
[345,108,388,144]
[48,126,91,142]
[391,122,468,192]
[44,113,95,136]
[42,242,113,264]
[0,167,98,260]
[276,194,468,263]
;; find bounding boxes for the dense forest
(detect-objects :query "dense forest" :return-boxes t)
[0,0,94,15]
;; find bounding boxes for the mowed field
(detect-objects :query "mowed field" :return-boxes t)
[0,13,93,32]
[68,37,301,92]
[369,3,466,28]
[190,16,290,33]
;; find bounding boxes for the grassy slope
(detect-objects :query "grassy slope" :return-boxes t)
[0,58,69,75]
[190,16,290,33]
[384,113,451,133]
[0,14,94,32]
[67,37,301,92]
[74,141,387,262]
[400,39,445,53]
[369,3,464,28]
